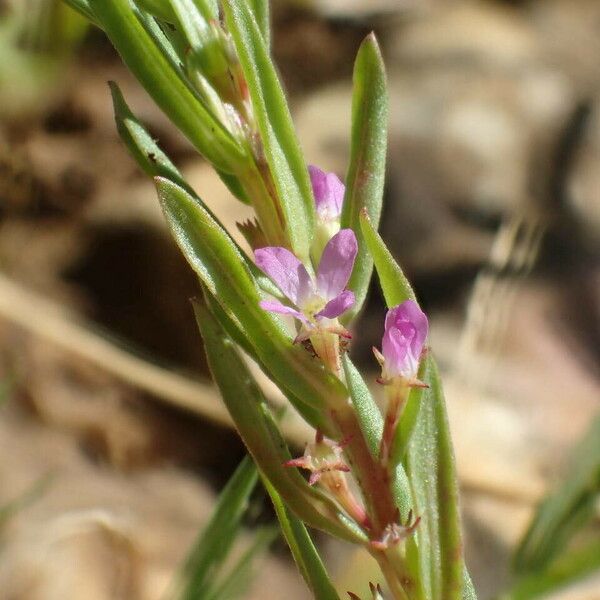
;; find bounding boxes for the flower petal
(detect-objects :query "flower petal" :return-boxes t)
[315,290,355,319]
[309,165,345,220]
[259,300,308,323]
[254,246,314,306]
[316,229,358,300]
[382,300,428,378]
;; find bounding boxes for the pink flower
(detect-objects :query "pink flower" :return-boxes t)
[308,165,345,222]
[255,229,357,324]
[379,300,428,380]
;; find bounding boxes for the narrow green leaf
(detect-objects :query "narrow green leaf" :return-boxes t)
[171,455,258,600]
[193,0,218,21]
[404,356,465,600]
[360,210,416,307]
[264,479,341,600]
[156,177,348,427]
[248,0,270,48]
[222,0,315,261]
[341,354,383,458]
[167,0,209,51]
[193,297,367,544]
[136,8,186,67]
[136,0,176,22]
[89,0,246,174]
[507,540,600,600]
[514,415,600,573]
[389,358,428,468]
[109,81,188,187]
[341,34,388,324]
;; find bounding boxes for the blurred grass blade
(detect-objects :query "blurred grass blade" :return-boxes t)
[364,225,469,598]
[171,455,258,600]
[264,479,341,600]
[404,355,466,600]
[89,0,246,174]
[205,528,278,600]
[248,0,270,48]
[63,0,99,25]
[507,540,600,600]
[0,473,54,527]
[514,415,600,573]
[341,34,388,324]
[341,354,382,458]
[193,296,367,544]
[156,178,348,424]
[222,0,315,261]
[359,210,416,306]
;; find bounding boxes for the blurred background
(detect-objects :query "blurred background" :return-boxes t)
[0,0,598,598]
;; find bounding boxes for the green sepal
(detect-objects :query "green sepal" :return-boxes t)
[222,0,315,261]
[341,33,388,324]
[264,479,341,600]
[89,0,246,174]
[193,297,367,544]
[155,178,348,420]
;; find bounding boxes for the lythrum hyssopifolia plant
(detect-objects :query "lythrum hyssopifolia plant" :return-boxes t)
[64,1,477,598]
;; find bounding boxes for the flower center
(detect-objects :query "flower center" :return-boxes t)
[301,294,327,319]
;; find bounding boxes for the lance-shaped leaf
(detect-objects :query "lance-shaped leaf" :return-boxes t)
[404,355,465,600]
[89,0,246,174]
[222,0,315,261]
[341,354,383,458]
[193,297,367,544]
[341,34,388,324]
[136,0,176,21]
[514,415,600,574]
[365,223,470,599]
[389,357,428,467]
[248,0,270,48]
[109,81,189,187]
[156,178,348,426]
[170,455,258,599]
[109,85,277,296]
[360,210,415,306]
[264,478,341,600]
